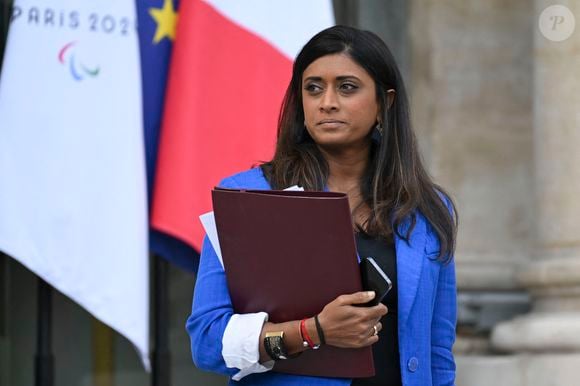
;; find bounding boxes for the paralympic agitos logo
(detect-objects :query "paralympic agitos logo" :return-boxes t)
[58,41,100,81]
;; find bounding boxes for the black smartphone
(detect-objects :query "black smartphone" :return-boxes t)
[359,257,392,307]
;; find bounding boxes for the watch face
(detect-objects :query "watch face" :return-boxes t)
[265,333,288,360]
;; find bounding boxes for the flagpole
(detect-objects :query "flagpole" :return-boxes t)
[0,252,7,337]
[0,0,12,76]
[92,319,114,386]
[152,254,171,386]
[35,278,54,386]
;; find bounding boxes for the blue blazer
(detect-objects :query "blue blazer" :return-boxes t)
[186,167,457,386]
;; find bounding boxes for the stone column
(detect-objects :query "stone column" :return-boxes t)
[491,0,580,366]
[408,0,535,354]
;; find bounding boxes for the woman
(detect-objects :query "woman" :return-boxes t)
[187,25,458,386]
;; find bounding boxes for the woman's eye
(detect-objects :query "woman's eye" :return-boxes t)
[340,83,358,92]
[305,84,322,93]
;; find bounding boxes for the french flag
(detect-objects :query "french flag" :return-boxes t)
[152,0,334,253]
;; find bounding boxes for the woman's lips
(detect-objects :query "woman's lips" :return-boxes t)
[317,120,345,129]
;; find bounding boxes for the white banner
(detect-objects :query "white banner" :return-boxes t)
[0,0,149,368]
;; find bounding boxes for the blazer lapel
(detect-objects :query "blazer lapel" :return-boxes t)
[395,214,428,326]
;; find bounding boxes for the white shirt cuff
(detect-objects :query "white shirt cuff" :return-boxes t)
[222,312,275,381]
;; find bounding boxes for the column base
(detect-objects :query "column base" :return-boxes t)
[491,311,580,352]
[490,257,580,352]
[457,353,580,386]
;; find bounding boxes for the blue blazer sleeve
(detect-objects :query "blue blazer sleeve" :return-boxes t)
[430,194,457,386]
[430,258,457,386]
[185,176,240,377]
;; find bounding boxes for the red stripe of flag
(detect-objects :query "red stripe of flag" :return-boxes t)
[152,0,292,251]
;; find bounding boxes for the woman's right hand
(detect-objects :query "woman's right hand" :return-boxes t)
[317,291,388,348]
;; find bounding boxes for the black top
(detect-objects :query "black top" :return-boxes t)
[351,232,402,386]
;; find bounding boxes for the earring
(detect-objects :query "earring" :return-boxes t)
[371,122,383,143]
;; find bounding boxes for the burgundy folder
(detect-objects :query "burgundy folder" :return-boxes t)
[212,187,374,378]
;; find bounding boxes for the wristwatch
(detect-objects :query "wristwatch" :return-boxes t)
[264,331,290,360]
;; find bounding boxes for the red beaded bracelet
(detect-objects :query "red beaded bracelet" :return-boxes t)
[300,318,320,350]
[299,319,308,348]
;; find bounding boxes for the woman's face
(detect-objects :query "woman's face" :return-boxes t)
[301,53,379,150]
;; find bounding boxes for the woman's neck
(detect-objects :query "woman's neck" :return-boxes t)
[320,143,370,193]
[320,143,371,229]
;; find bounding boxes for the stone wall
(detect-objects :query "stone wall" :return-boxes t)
[408,0,580,384]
